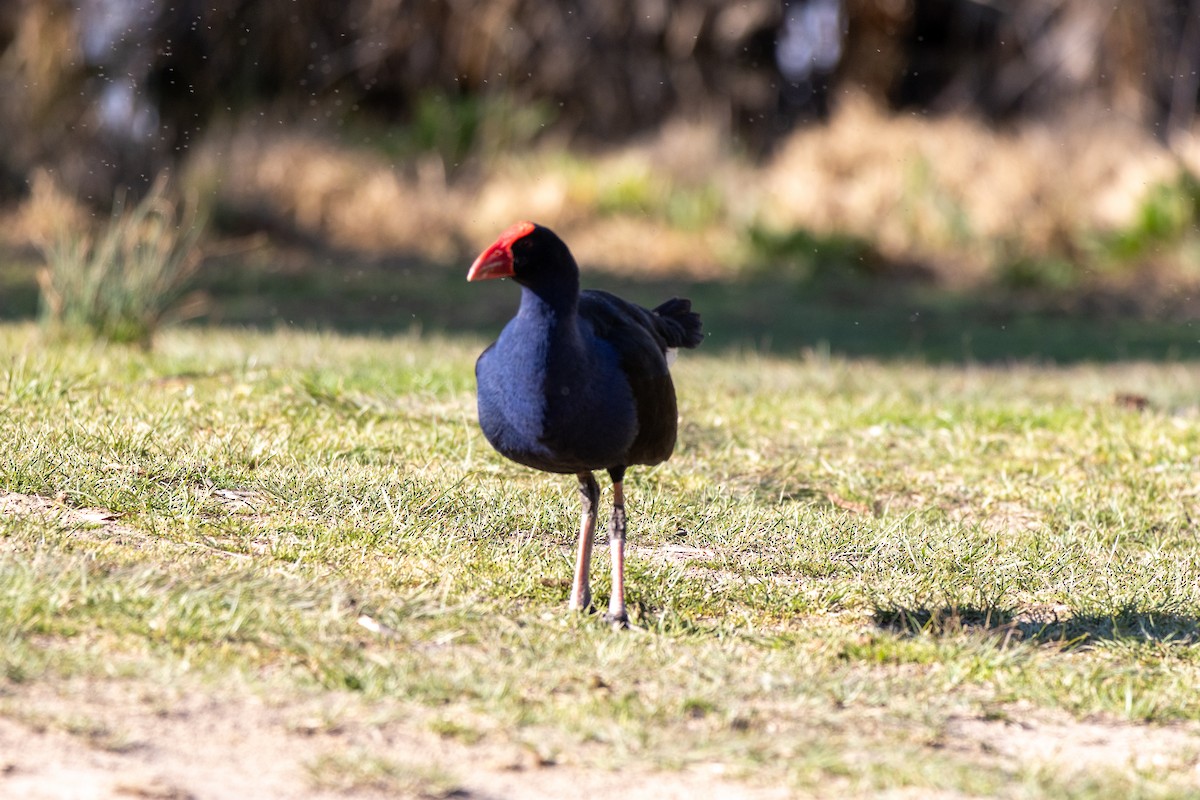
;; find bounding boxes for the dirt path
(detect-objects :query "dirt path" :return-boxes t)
[945,709,1200,782]
[7,680,1198,800]
[0,679,792,800]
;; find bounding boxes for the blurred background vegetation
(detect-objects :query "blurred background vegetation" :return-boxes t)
[1,0,1200,356]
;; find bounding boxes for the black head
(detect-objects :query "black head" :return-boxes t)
[467,222,579,298]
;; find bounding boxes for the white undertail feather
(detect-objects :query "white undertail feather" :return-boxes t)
[665,347,678,367]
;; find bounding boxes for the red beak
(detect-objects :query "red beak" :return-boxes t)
[467,242,514,281]
[467,221,536,281]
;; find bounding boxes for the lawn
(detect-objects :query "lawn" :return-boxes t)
[3,282,1200,797]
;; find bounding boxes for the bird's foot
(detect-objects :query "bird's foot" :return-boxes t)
[602,610,629,629]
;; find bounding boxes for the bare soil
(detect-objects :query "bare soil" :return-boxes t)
[946,707,1200,782]
[7,675,1200,799]
[0,678,792,800]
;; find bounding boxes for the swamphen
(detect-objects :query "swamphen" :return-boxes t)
[468,221,703,625]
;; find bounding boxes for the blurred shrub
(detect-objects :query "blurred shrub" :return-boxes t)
[37,176,206,346]
[997,256,1082,291]
[409,93,554,165]
[996,171,1200,290]
[583,161,724,231]
[663,184,724,231]
[901,154,973,252]
[1102,172,1200,261]
[594,167,660,217]
[740,224,878,282]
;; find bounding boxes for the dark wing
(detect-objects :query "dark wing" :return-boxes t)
[579,290,684,466]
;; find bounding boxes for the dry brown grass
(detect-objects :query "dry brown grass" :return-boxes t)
[10,96,1200,289]
[13,170,92,247]
[184,118,749,276]
[188,126,466,259]
[763,94,1194,283]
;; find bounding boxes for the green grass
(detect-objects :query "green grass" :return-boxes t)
[305,751,463,796]
[2,322,1200,797]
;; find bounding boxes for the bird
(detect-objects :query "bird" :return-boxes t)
[467,221,702,626]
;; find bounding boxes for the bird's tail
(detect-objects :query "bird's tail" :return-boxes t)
[652,297,703,349]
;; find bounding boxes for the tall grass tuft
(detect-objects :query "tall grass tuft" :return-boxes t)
[36,175,206,347]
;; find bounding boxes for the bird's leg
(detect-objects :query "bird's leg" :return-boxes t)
[604,468,628,627]
[569,472,600,612]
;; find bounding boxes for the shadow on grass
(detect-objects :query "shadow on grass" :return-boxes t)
[4,241,1199,363]
[873,604,1200,648]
